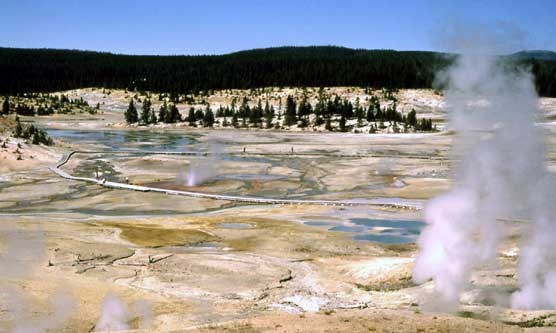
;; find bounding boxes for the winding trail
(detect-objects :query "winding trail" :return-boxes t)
[49,150,421,209]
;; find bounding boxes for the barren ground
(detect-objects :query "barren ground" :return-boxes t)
[1,88,556,332]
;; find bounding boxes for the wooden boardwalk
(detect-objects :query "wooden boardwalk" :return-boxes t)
[49,150,421,209]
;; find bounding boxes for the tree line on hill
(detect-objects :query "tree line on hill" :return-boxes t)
[125,89,435,133]
[1,46,555,97]
[0,94,99,117]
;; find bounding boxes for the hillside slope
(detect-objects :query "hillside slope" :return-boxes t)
[0,46,555,96]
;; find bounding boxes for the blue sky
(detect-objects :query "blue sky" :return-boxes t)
[1,0,555,55]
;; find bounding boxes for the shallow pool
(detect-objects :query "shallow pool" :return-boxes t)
[304,218,425,244]
[218,223,252,229]
[47,129,195,151]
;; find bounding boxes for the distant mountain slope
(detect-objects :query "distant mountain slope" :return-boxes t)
[0,46,554,96]
[510,50,556,61]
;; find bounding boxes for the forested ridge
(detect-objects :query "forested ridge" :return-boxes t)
[1,46,555,96]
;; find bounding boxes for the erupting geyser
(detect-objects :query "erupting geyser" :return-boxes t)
[182,140,222,186]
[412,26,556,310]
[94,294,152,331]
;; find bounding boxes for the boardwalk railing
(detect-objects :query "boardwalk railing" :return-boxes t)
[49,150,421,209]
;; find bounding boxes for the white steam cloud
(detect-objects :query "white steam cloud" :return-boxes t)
[182,140,224,186]
[94,293,152,331]
[412,23,556,310]
[0,226,75,332]
[94,294,131,331]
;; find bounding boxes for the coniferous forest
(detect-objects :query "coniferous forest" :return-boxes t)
[1,46,555,96]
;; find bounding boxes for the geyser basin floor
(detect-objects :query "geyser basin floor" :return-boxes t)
[0,209,534,332]
[4,89,556,331]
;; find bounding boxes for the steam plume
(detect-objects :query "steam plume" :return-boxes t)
[412,23,556,310]
[0,226,75,332]
[94,294,131,331]
[94,293,152,331]
[182,140,223,186]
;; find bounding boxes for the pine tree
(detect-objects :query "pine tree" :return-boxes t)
[203,107,215,127]
[314,97,325,123]
[356,107,364,126]
[249,104,259,125]
[35,128,45,144]
[252,99,263,125]
[376,106,383,120]
[355,98,364,125]
[195,109,204,121]
[263,100,270,118]
[325,117,333,131]
[140,99,151,125]
[149,108,157,124]
[2,96,9,115]
[230,98,237,117]
[407,109,417,128]
[265,105,274,129]
[187,107,196,126]
[284,95,297,126]
[339,114,347,132]
[239,97,250,126]
[366,104,375,122]
[158,102,168,123]
[14,116,22,137]
[297,97,312,125]
[232,113,239,128]
[124,100,138,124]
[346,100,354,118]
[166,104,181,123]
